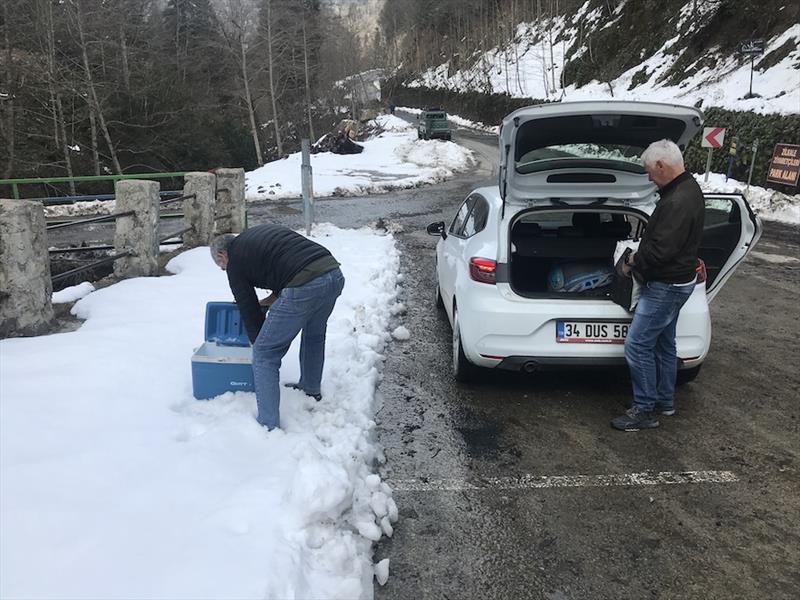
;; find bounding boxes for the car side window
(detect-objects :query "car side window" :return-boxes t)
[449,197,475,236]
[462,196,489,237]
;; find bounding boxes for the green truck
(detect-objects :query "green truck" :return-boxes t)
[417,108,452,141]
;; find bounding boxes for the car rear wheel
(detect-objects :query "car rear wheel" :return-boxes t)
[676,364,702,385]
[435,282,444,310]
[452,306,478,383]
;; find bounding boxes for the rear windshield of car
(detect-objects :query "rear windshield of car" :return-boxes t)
[425,113,446,119]
[517,143,644,173]
[513,113,687,174]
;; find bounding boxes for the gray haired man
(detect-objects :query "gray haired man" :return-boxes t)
[210,224,344,430]
[612,139,705,431]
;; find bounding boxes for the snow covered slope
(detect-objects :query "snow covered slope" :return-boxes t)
[410,0,799,115]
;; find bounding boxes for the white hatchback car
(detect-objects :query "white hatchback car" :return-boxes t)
[428,101,761,382]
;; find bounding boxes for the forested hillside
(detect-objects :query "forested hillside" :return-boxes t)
[0,0,366,182]
[2,0,797,185]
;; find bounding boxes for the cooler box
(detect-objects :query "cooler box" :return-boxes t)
[191,302,254,399]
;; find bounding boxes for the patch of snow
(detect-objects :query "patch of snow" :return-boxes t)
[391,326,410,341]
[374,558,390,586]
[410,3,800,115]
[52,281,95,304]
[246,118,475,201]
[1,224,400,599]
[695,172,800,225]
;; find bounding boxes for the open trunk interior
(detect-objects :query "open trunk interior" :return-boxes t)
[510,210,645,298]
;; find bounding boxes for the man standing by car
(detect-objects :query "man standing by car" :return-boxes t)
[612,139,705,431]
[210,225,345,431]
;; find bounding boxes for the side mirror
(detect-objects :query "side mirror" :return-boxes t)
[426,221,446,239]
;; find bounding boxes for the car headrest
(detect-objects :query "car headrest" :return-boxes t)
[515,222,542,236]
[572,212,602,230]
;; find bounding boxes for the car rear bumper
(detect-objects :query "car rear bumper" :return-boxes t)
[458,282,712,370]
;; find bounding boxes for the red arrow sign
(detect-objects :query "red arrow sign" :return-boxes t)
[702,127,726,149]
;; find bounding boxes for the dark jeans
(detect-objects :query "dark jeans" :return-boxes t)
[624,280,695,412]
[251,268,345,429]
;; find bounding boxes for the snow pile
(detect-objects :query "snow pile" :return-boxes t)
[52,281,95,304]
[246,114,475,200]
[696,172,800,225]
[391,326,410,341]
[45,199,114,218]
[410,3,800,115]
[1,224,400,599]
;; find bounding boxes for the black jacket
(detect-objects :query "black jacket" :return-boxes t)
[635,171,705,284]
[226,225,333,342]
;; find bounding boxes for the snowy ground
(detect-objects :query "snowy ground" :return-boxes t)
[245,114,475,201]
[410,3,800,116]
[695,173,800,226]
[1,224,401,599]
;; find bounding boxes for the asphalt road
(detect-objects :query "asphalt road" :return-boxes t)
[251,123,800,600]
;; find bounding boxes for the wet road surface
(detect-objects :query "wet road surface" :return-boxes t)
[251,122,799,600]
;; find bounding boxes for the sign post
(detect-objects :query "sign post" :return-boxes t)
[301,139,314,236]
[766,143,800,188]
[746,139,759,193]
[701,127,726,182]
[738,39,765,98]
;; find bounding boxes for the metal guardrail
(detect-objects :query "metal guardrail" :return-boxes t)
[46,210,135,231]
[26,190,183,206]
[1,172,188,200]
[51,251,133,285]
[159,226,194,245]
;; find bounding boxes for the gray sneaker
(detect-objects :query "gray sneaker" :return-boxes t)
[657,405,676,416]
[611,407,660,431]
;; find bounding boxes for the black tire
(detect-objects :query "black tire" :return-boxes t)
[677,364,702,385]
[452,306,479,383]
[435,282,444,310]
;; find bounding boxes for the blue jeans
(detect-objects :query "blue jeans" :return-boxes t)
[624,280,695,412]
[252,268,345,429]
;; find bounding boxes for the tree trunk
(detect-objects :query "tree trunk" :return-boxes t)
[74,0,122,174]
[55,94,77,194]
[265,0,283,157]
[88,109,101,176]
[119,27,131,92]
[2,1,15,178]
[302,11,315,143]
[240,37,263,166]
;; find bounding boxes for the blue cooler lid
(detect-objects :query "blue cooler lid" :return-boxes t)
[204,302,251,346]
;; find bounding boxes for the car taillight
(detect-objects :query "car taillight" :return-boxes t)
[469,257,497,284]
[696,259,707,284]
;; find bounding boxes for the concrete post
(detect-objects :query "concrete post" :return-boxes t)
[214,168,246,233]
[182,172,216,247]
[0,200,54,338]
[113,179,160,278]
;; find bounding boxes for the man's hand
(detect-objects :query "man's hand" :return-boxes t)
[622,252,636,277]
[259,292,278,307]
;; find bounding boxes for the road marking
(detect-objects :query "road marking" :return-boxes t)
[389,470,738,492]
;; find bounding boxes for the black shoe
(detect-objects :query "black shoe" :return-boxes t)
[656,404,676,416]
[284,382,322,402]
[611,407,660,431]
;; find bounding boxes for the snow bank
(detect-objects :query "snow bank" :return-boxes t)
[696,172,800,225]
[1,224,400,599]
[246,115,475,200]
[52,281,95,304]
[411,5,800,115]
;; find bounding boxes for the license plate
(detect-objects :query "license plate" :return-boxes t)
[556,320,629,344]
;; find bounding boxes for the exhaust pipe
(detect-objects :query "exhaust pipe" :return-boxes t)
[522,361,538,373]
